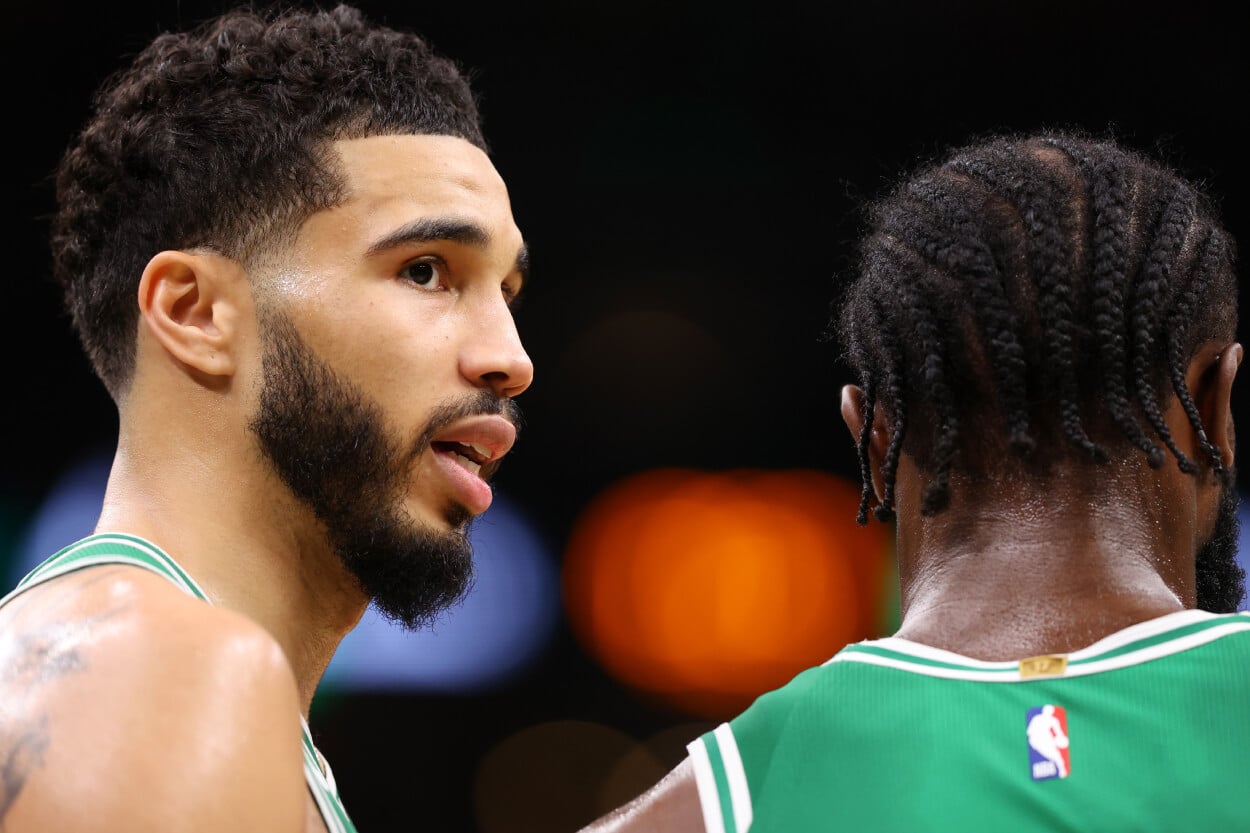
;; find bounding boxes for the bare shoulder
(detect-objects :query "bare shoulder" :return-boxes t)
[0,565,306,832]
[579,757,705,833]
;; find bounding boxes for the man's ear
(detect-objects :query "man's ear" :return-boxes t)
[841,384,889,504]
[1186,340,1242,471]
[137,250,245,381]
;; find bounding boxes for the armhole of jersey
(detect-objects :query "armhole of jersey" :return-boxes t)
[687,736,727,833]
[687,724,754,833]
[713,723,753,831]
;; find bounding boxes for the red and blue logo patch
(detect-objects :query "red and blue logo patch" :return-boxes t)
[1026,704,1070,781]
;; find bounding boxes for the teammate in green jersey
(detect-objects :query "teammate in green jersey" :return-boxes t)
[580,131,1248,831]
[0,5,532,831]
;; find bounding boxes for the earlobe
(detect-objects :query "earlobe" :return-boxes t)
[841,384,888,504]
[138,251,241,381]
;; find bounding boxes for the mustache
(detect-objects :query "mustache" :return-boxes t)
[409,389,523,460]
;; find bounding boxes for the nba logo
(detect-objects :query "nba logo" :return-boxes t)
[1026,704,1070,781]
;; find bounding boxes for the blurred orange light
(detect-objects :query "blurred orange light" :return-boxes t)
[563,468,891,718]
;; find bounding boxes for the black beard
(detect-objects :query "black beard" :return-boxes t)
[1195,472,1246,613]
[248,310,519,630]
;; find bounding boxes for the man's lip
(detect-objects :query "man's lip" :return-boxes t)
[429,415,518,462]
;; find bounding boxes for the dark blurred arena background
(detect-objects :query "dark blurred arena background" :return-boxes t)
[2,1,1247,830]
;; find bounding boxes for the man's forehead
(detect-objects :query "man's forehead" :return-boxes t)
[310,133,521,252]
[331,133,506,203]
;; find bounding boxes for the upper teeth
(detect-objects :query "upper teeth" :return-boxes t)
[457,441,492,461]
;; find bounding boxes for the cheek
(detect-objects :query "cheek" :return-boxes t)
[381,312,457,369]
[348,320,461,415]
[284,288,466,412]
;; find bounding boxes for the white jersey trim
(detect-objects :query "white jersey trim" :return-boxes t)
[687,736,727,833]
[829,611,1250,682]
[303,750,347,833]
[714,723,753,833]
[300,716,347,833]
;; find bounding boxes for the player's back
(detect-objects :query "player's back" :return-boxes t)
[0,538,309,832]
[689,609,1250,832]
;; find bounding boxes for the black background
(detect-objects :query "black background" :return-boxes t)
[2,1,1247,830]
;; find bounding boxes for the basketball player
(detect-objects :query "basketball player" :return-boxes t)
[579,132,1250,830]
[0,5,531,831]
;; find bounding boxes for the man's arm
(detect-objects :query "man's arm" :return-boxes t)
[0,567,308,832]
[579,757,705,833]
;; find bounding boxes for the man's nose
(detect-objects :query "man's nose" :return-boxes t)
[459,297,534,398]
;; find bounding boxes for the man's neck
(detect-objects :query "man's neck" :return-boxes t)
[94,429,367,717]
[890,464,1200,661]
[893,549,1187,661]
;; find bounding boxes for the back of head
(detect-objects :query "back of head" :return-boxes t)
[838,130,1239,523]
[52,3,485,397]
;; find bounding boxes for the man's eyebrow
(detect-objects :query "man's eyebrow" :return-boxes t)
[364,217,530,288]
[364,218,490,256]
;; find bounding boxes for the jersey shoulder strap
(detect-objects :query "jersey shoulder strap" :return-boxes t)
[302,715,359,833]
[0,531,210,608]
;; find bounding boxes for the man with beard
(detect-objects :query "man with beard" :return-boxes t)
[0,5,530,832]
[580,132,1250,831]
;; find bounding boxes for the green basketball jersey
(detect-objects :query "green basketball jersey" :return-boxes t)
[0,532,359,833]
[688,609,1250,832]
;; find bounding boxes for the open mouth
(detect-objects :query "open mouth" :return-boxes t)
[431,440,493,478]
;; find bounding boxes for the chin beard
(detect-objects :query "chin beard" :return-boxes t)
[248,310,516,630]
[1194,473,1246,613]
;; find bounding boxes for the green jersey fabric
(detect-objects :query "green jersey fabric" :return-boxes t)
[0,532,359,833]
[688,609,1250,832]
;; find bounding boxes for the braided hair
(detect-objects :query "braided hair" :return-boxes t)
[838,131,1238,523]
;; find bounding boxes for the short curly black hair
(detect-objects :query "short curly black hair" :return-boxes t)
[838,130,1239,524]
[52,3,487,395]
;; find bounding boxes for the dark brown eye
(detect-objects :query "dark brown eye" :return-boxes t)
[400,260,444,290]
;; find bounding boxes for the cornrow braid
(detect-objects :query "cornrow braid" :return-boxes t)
[860,260,910,522]
[853,374,878,526]
[837,130,1239,523]
[899,175,1034,454]
[874,236,960,515]
[1166,228,1228,475]
[1131,190,1200,473]
[849,298,881,524]
[1045,138,1167,468]
[951,147,1108,463]
[872,292,908,522]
